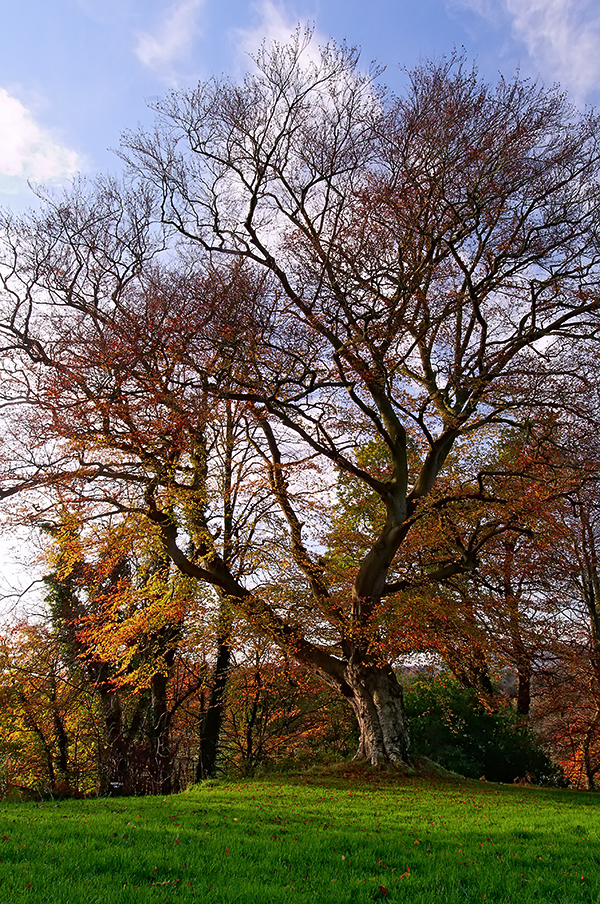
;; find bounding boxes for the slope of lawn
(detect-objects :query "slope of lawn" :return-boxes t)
[0,765,598,903]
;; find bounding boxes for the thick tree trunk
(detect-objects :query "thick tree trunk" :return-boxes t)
[53,712,70,780]
[343,661,409,764]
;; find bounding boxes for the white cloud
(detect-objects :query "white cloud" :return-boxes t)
[233,1,325,67]
[0,89,81,189]
[135,0,205,74]
[505,0,600,101]
[455,0,600,102]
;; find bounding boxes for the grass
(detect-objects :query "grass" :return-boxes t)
[0,765,598,903]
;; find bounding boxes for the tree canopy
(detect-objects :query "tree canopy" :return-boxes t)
[1,33,600,772]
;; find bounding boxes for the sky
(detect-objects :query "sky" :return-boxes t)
[2,0,600,212]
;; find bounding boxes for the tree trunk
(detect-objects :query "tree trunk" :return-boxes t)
[516,666,532,716]
[53,712,70,780]
[150,664,174,795]
[196,633,231,780]
[90,664,133,793]
[343,661,409,764]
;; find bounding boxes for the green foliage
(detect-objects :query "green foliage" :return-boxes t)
[405,673,560,784]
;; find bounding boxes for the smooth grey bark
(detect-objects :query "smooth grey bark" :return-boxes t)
[343,661,409,763]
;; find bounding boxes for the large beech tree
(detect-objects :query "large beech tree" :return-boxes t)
[3,36,600,765]
[120,37,600,762]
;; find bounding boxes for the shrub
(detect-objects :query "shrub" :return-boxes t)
[405,672,561,783]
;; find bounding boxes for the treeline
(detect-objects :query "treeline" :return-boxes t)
[1,464,599,794]
[0,616,354,796]
[1,33,600,790]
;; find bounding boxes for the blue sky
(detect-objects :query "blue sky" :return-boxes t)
[2,0,600,210]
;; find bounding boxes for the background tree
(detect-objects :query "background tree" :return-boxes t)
[529,417,600,788]
[220,636,354,775]
[41,509,205,793]
[0,185,279,779]
[0,622,96,795]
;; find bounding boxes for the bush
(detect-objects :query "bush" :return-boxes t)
[405,673,560,784]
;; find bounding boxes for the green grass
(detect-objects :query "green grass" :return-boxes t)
[0,765,598,903]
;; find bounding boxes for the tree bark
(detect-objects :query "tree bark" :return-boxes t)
[342,661,409,764]
[196,629,232,780]
[87,662,133,792]
[150,669,173,794]
[516,666,532,716]
[148,631,179,795]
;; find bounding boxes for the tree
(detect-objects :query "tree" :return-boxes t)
[531,420,600,788]
[219,636,353,775]
[0,621,95,795]
[120,35,600,762]
[42,509,201,794]
[449,427,574,714]
[2,35,600,766]
[0,189,279,778]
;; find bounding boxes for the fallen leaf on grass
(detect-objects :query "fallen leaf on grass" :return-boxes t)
[400,866,411,879]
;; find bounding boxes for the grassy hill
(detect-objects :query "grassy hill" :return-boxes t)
[0,765,598,903]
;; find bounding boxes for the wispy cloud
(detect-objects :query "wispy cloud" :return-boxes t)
[234,1,325,66]
[455,0,600,102]
[135,0,205,77]
[0,89,81,191]
[505,0,600,101]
